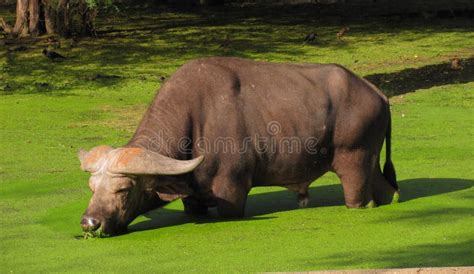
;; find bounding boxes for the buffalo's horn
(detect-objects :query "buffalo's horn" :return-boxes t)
[108,147,204,175]
[78,145,114,172]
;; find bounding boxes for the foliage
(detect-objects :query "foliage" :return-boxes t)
[46,0,115,9]
[84,0,113,8]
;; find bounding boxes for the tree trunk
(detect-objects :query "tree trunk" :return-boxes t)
[56,0,70,36]
[42,0,56,35]
[28,0,40,36]
[2,0,97,38]
[84,8,97,36]
[6,0,43,37]
[12,0,29,37]
[78,2,97,36]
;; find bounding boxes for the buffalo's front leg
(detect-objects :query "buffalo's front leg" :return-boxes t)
[182,196,208,216]
[212,175,250,218]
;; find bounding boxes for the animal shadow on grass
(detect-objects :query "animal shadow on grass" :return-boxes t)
[128,178,473,234]
[365,57,474,97]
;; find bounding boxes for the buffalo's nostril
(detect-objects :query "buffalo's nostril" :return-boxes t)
[81,216,100,232]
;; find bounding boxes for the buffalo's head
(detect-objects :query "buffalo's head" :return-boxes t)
[78,145,204,237]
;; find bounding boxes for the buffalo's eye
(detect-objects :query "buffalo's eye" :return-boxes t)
[114,186,132,193]
[110,177,134,193]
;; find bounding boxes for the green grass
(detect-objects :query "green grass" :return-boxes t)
[1,6,473,272]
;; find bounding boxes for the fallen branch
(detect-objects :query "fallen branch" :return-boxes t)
[0,17,13,33]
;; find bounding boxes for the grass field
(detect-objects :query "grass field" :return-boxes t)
[1,5,473,272]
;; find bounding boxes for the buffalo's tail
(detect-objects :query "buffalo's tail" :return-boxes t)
[383,110,398,190]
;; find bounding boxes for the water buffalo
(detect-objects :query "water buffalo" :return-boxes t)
[78,57,399,237]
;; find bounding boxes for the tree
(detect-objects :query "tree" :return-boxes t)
[1,0,101,38]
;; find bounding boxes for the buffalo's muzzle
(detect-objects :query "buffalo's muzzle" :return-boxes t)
[81,216,101,232]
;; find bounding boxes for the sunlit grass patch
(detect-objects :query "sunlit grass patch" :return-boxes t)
[0,5,473,272]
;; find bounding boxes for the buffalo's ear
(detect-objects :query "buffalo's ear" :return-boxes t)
[156,180,194,202]
[78,149,88,164]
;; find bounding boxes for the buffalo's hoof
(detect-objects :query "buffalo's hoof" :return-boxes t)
[391,191,400,204]
[374,188,401,206]
[365,200,376,208]
[346,200,377,209]
[298,195,309,208]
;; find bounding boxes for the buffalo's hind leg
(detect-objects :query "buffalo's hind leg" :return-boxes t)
[333,149,375,208]
[372,164,399,205]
